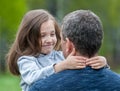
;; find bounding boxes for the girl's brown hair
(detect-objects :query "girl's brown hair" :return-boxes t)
[6,9,61,76]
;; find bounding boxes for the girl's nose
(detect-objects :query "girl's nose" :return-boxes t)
[46,36,53,42]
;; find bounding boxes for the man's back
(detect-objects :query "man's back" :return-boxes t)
[29,67,120,91]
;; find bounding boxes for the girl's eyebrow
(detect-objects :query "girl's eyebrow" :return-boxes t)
[41,30,55,34]
[41,31,46,34]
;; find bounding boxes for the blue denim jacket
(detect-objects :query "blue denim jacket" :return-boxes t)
[29,67,120,91]
[17,50,64,91]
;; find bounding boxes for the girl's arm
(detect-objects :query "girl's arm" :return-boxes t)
[54,48,86,73]
[17,56,55,85]
[54,47,109,72]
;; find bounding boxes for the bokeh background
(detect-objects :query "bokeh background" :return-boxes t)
[0,0,120,91]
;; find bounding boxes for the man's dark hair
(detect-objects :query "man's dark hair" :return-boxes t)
[62,10,103,57]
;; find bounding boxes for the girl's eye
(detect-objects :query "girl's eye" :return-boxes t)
[41,34,45,37]
[51,33,55,36]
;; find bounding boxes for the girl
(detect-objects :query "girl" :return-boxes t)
[6,9,107,91]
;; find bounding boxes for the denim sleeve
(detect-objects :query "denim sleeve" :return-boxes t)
[17,56,55,85]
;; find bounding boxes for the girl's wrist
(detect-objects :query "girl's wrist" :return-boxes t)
[54,61,67,73]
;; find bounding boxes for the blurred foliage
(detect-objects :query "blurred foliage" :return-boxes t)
[0,0,27,73]
[0,0,120,73]
[0,0,27,42]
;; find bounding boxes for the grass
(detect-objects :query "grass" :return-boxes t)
[0,72,21,91]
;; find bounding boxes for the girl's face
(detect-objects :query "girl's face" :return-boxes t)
[40,19,57,54]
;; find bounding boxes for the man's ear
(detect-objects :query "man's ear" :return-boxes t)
[65,38,75,53]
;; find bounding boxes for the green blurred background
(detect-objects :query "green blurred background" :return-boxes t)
[0,0,120,91]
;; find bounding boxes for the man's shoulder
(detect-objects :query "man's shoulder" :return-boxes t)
[29,68,120,91]
[102,68,120,81]
[101,68,120,76]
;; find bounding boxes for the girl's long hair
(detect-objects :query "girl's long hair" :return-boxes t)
[6,9,61,76]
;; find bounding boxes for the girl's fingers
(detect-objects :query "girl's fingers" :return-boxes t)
[90,63,101,67]
[86,60,98,65]
[75,65,86,69]
[91,65,103,69]
[70,57,87,63]
[77,62,86,66]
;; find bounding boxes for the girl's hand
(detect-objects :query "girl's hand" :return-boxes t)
[54,48,86,73]
[86,56,107,69]
[64,48,86,70]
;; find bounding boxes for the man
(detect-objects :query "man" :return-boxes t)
[29,10,120,91]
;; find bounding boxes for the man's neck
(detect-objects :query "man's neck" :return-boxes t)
[75,52,98,58]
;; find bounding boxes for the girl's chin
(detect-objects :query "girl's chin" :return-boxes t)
[41,50,53,55]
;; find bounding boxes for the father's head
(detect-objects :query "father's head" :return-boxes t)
[61,10,103,58]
